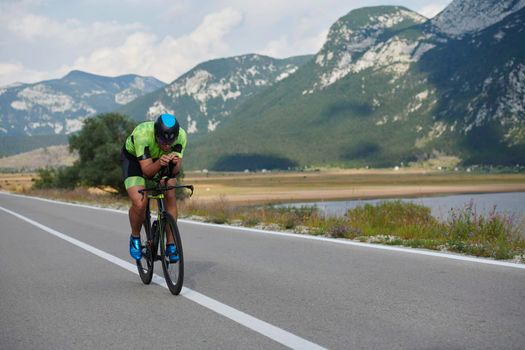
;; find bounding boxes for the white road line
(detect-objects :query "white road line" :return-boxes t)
[1,191,126,214]
[2,191,525,270]
[0,205,326,350]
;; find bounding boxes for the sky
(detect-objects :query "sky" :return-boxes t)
[0,0,452,87]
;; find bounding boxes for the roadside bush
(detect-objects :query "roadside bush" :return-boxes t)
[346,201,441,239]
[322,218,359,238]
[240,209,262,227]
[33,168,56,189]
[177,197,525,261]
[33,166,79,190]
[445,202,525,259]
[200,196,234,224]
[270,206,319,229]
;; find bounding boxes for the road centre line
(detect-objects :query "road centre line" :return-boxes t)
[0,205,326,350]
[2,191,525,270]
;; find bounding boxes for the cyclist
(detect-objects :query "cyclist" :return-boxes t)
[120,113,187,263]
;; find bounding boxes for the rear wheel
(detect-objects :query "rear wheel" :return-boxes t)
[160,214,184,295]
[136,221,154,284]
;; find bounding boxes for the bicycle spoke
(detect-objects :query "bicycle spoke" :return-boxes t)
[136,221,154,284]
[160,214,184,295]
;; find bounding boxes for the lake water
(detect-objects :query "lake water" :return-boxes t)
[278,192,525,221]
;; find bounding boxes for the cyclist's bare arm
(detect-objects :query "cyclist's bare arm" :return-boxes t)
[170,156,182,176]
[138,155,171,178]
[139,154,181,179]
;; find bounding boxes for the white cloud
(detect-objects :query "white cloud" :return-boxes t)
[0,1,454,86]
[4,13,143,46]
[0,62,55,86]
[418,3,448,18]
[0,1,147,85]
[0,62,24,77]
[68,8,243,83]
[261,28,328,58]
[186,7,243,53]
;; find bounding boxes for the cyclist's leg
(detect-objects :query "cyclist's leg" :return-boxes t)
[121,148,148,260]
[164,177,178,245]
[121,148,148,237]
[125,181,147,260]
[127,183,147,236]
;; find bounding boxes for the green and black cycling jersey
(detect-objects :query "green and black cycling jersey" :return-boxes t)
[121,121,187,189]
[125,121,187,160]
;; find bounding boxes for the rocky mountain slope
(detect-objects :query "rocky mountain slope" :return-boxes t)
[2,0,523,170]
[184,2,525,170]
[0,70,165,137]
[118,54,312,139]
[431,0,525,36]
[0,145,76,170]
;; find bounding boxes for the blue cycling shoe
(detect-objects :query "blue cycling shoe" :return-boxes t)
[129,235,142,260]
[166,243,179,263]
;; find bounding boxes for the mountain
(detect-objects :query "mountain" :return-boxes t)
[0,71,165,156]
[431,0,525,37]
[118,54,312,138]
[0,134,69,158]
[3,0,523,168]
[184,2,525,170]
[422,2,525,164]
[0,145,76,171]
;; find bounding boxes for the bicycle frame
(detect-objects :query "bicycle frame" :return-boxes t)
[144,193,162,261]
[136,179,193,294]
[141,183,194,261]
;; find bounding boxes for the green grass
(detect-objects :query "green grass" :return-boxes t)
[178,199,525,262]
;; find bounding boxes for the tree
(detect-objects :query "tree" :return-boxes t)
[32,113,188,197]
[68,113,136,195]
[33,165,81,190]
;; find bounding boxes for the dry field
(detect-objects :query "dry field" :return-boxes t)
[2,169,525,205]
[0,173,37,192]
[184,169,525,205]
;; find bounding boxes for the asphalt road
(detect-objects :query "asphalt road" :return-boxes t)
[1,192,524,350]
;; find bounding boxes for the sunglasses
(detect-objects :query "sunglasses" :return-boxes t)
[157,132,176,146]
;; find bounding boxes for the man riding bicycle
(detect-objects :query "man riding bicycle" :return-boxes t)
[121,113,187,263]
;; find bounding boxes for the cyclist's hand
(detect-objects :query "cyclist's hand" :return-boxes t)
[170,155,180,165]
[160,154,172,166]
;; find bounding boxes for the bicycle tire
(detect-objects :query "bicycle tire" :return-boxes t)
[160,213,184,295]
[136,220,154,284]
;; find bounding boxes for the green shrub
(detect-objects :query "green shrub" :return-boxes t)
[33,166,79,190]
[445,202,525,259]
[179,198,525,261]
[346,200,441,239]
[33,168,56,189]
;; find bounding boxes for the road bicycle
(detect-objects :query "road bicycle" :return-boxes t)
[136,177,193,295]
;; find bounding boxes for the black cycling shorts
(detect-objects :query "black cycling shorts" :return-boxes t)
[121,147,145,189]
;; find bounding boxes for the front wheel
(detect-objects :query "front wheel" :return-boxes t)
[160,214,184,295]
[136,221,154,284]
